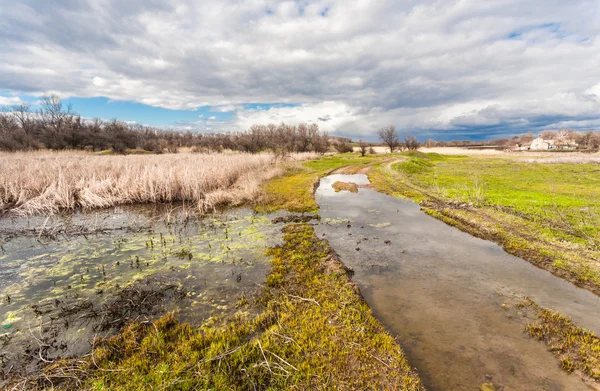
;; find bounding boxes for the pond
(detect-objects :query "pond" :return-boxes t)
[0,205,284,377]
[316,174,600,391]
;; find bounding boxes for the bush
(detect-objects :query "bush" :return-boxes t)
[333,141,354,153]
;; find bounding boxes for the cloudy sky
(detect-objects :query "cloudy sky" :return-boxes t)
[1,0,600,140]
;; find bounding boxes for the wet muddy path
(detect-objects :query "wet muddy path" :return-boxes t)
[0,206,283,377]
[316,174,600,391]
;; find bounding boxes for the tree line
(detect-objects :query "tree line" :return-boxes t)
[0,95,330,154]
[419,130,600,150]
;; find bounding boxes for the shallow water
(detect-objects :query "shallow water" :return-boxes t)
[316,174,600,391]
[0,206,283,374]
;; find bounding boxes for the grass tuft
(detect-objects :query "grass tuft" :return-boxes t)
[332,181,359,193]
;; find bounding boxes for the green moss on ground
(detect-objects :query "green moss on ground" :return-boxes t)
[24,224,423,391]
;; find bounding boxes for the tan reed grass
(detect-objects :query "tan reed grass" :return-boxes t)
[0,151,316,215]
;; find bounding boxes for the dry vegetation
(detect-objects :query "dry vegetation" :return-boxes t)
[522,155,600,164]
[0,151,316,215]
[0,96,330,154]
[332,181,360,193]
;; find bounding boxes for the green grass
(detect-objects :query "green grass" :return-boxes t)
[369,153,600,293]
[408,156,600,225]
[24,224,423,390]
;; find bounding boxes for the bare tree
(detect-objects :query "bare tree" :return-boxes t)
[424,139,435,148]
[333,139,354,153]
[554,129,572,149]
[405,134,419,150]
[11,103,35,135]
[358,139,368,156]
[377,125,400,153]
[39,94,75,133]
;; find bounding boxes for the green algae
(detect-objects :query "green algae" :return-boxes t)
[0,209,283,361]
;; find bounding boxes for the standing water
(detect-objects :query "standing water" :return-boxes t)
[0,206,284,378]
[316,174,600,391]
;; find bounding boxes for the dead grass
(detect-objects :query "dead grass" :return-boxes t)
[332,181,359,193]
[0,151,317,215]
[522,155,600,164]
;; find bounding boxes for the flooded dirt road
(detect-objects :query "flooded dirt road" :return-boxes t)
[316,174,600,391]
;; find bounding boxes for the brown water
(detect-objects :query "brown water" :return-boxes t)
[316,174,600,391]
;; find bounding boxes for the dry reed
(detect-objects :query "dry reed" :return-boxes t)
[522,155,600,164]
[0,151,317,215]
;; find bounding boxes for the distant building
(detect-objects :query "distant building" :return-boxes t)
[530,136,552,150]
[529,136,578,151]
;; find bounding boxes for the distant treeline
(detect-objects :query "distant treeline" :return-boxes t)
[421,130,600,150]
[0,95,331,154]
[4,95,598,153]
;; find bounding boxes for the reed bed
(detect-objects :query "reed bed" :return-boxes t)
[0,151,316,215]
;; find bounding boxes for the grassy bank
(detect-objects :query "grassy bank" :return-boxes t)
[20,223,423,390]
[367,152,600,295]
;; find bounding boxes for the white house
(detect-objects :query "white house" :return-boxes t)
[529,135,578,151]
[530,136,553,150]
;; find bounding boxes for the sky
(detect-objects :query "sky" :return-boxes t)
[1,0,600,141]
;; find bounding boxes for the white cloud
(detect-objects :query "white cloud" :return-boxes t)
[586,83,600,98]
[1,0,600,137]
[0,96,24,106]
[234,101,360,133]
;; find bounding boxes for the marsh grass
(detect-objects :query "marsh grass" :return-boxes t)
[0,151,317,215]
[523,155,600,164]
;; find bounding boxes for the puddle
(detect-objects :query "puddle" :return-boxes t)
[316,174,600,391]
[0,206,283,377]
